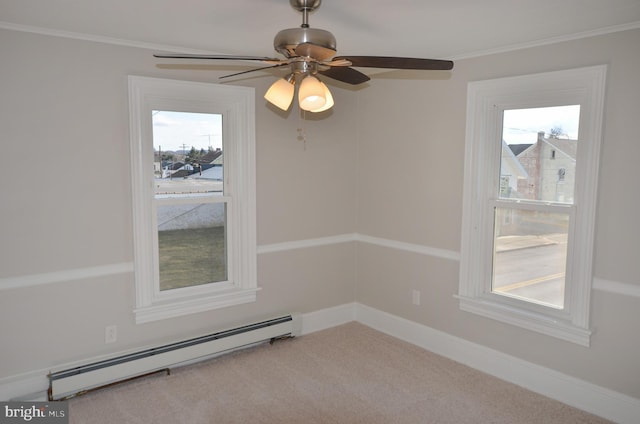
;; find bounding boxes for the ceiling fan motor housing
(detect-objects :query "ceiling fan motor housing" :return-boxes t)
[290,0,321,12]
[274,27,336,58]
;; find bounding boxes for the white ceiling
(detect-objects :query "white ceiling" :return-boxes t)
[2,0,640,61]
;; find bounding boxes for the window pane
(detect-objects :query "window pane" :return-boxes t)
[152,110,224,194]
[491,208,568,308]
[157,203,227,291]
[500,106,579,204]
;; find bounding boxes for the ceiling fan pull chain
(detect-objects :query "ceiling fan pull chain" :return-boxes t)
[297,110,308,149]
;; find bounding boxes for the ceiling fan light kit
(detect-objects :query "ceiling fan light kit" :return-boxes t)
[313,81,334,112]
[154,0,453,114]
[264,75,296,111]
[298,74,326,110]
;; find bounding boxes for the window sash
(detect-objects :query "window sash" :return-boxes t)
[153,197,233,291]
[483,200,576,308]
[486,201,575,313]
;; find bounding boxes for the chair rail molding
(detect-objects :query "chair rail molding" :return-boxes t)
[0,262,134,291]
[2,237,637,300]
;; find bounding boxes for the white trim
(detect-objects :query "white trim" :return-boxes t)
[128,76,257,323]
[449,21,640,61]
[298,303,357,335]
[593,277,640,298]
[2,238,637,300]
[456,295,591,346]
[355,234,460,261]
[133,288,260,324]
[354,303,640,424]
[0,262,133,290]
[4,302,639,423]
[458,65,608,345]
[257,233,460,261]
[257,234,357,254]
[0,21,216,55]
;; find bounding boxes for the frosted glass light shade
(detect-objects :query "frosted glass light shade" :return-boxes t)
[298,75,326,111]
[264,78,295,111]
[309,81,334,112]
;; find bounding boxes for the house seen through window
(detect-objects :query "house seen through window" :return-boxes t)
[494,105,579,309]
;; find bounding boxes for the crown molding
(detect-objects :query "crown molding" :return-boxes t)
[449,21,640,61]
[0,20,213,54]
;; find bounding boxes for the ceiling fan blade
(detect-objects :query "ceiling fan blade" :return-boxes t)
[295,43,336,61]
[323,58,352,67]
[334,56,454,70]
[319,67,370,85]
[154,53,283,63]
[219,62,291,79]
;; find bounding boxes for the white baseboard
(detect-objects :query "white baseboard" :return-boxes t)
[354,303,640,424]
[3,302,639,424]
[299,303,356,335]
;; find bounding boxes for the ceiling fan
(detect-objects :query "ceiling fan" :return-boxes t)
[154,0,454,113]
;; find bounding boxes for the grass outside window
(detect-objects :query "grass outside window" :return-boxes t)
[158,226,226,291]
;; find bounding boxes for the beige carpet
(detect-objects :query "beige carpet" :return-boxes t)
[68,322,610,423]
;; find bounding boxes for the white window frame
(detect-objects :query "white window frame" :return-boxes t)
[458,66,606,346]
[128,76,257,324]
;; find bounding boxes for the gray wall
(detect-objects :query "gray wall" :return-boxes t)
[0,29,358,379]
[1,26,639,401]
[355,28,640,398]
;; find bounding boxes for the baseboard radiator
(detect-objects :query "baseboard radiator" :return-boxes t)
[48,314,301,400]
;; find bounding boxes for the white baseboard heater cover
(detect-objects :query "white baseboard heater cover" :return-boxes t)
[48,314,301,400]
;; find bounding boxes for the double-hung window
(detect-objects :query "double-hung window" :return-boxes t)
[458,66,606,345]
[128,76,257,323]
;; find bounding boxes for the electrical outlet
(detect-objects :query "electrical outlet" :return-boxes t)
[412,290,421,306]
[105,325,117,344]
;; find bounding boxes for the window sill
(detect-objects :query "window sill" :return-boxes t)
[135,287,260,324]
[456,295,591,346]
